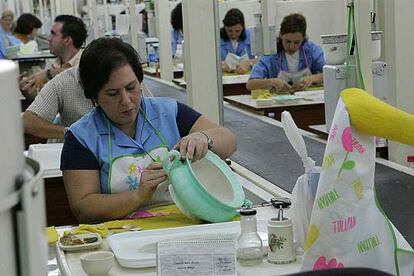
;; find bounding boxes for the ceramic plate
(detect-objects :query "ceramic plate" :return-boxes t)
[58,233,102,252]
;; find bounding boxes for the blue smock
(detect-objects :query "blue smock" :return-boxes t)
[249,40,325,80]
[171,29,183,57]
[220,29,254,61]
[67,97,183,193]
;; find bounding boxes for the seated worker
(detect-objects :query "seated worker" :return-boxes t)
[23,66,154,141]
[23,66,93,140]
[60,38,237,223]
[20,15,87,102]
[0,10,20,58]
[220,8,255,74]
[246,13,324,93]
[13,13,42,44]
[170,2,183,60]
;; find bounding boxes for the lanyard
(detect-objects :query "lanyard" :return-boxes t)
[278,46,310,73]
[106,107,169,167]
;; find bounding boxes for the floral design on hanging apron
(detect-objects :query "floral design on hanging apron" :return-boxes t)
[301,91,414,275]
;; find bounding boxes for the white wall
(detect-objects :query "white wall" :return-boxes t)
[268,0,347,45]
[218,0,261,29]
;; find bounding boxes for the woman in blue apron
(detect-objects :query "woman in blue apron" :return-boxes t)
[60,38,237,223]
[220,8,255,74]
[246,13,325,93]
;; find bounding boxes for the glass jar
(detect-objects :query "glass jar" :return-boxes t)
[237,208,263,266]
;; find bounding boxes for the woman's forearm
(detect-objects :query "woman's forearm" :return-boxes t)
[246,79,272,91]
[70,190,145,223]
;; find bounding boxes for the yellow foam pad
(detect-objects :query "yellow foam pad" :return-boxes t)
[341,88,414,145]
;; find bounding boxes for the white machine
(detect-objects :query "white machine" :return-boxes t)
[0,60,47,275]
[323,61,389,131]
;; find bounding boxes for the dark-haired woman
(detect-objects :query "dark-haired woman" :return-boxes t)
[60,38,236,223]
[220,8,255,74]
[246,13,324,93]
[13,13,42,44]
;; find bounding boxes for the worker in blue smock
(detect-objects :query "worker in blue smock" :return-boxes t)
[60,38,237,223]
[220,8,255,74]
[170,2,183,60]
[246,13,325,93]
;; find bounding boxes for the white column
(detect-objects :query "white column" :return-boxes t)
[378,0,414,166]
[260,0,272,54]
[50,0,56,23]
[128,0,138,51]
[354,0,373,93]
[182,0,223,124]
[89,0,99,39]
[154,0,173,82]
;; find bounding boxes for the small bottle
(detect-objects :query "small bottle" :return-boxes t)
[237,208,263,266]
[267,208,296,264]
[148,45,157,69]
[407,155,414,169]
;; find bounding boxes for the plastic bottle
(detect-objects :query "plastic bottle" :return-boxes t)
[148,45,157,69]
[237,208,263,266]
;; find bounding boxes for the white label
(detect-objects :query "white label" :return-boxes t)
[157,239,236,276]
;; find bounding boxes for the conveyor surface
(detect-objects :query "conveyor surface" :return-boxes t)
[143,77,414,246]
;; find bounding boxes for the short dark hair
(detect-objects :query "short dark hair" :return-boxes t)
[220,8,246,41]
[54,15,87,49]
[277,13,308,53]
[170,3,183,32]
[14,13,42,35]
[79,38,143,100]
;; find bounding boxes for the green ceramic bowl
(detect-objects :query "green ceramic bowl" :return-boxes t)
[163,150,250,222]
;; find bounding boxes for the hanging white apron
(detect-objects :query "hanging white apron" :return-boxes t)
[277,47,311,85]
[301,97,414,275]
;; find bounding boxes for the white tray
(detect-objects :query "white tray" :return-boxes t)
[107,220,269,268]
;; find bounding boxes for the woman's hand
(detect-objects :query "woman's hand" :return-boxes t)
[138,162,167,202]
[235,60,251,74]
[222,61,232,73]
[292,76,314,91]
[174,132,209,162]
[268,78,292,93]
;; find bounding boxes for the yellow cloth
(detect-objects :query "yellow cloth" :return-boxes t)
[46,226,59,243]
[51,205,240,241]
[62,205,200,238]
[251,89,270,99]
[341,88,414,145]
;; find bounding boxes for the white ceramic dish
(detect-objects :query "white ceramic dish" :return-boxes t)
[58,233,102,252]
[80,251,114,275]
[107,220,269,268]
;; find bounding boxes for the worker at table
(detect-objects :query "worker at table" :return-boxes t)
[170,2,183,60]
[246,13,325,93]
[60,38,237,223]
[20,15,87,102]
[220,8,255,74]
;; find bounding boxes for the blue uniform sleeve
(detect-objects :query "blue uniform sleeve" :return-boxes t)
[310,43,325,74]
[60,130,100,170]
[249,55,271,79]
[176,102,202,137]
[220,39,228,61]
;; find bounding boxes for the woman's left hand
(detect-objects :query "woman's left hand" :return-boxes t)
[174,132,209,162]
